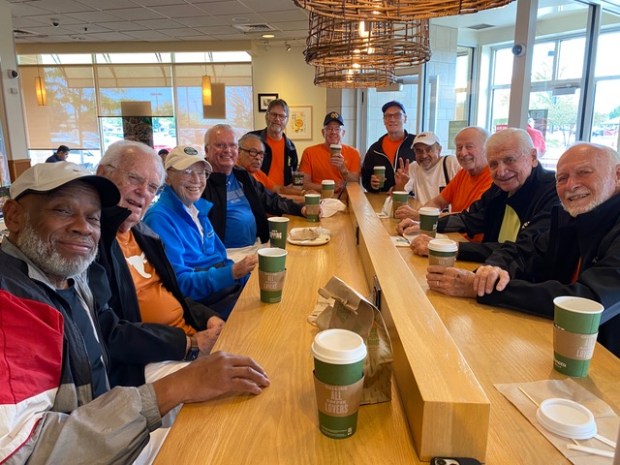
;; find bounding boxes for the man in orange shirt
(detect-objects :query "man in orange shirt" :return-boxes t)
[361,101,416,192]
[299,111,360,197]
[395,127,492,222]
[249,99,298,188]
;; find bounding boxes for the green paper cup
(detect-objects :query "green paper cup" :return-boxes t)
[293,171,305,187]
[329,144,342,156]
[258,248,287,303]
[305,193,321,222]
[428,238,458,267]
[268,217,289,249]
[322,179,335,199]
[373,166,386,189]
[312,329,367,439]
[419,206,441,237]
[391,191,409,218]
[553,296,604,377]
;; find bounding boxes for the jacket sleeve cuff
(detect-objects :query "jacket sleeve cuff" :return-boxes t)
[139,384,163,432]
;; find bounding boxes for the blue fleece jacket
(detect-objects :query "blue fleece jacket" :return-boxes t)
[143,185,242,302]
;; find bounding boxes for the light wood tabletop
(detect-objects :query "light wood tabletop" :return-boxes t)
[155,186,620,465]
[154,204,420,465]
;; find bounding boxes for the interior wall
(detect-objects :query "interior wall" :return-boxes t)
[250,43,326,154]
[0,0,29,169]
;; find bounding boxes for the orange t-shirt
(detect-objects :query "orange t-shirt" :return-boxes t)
[299,144,361,183]
[266,135,285,186]
[440,166,493,213]
[381,136,405,166]
[252,169,277,191]
[117,230,195,336]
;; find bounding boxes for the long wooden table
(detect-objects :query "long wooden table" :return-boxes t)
[155,185,620,465]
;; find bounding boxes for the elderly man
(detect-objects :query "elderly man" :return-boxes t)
[248,98,298,188]
[426,143,620,357]
[96,140,228,386]
[144,145,256,320]
[0,162,269,464]
[237,133,305,199]
[202,124,306,250]
[408,128,559,263]
[361,101,416,192]
[299,111,360,196]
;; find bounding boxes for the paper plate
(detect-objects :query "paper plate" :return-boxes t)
[535,398,597,440]
[287,228,331,246]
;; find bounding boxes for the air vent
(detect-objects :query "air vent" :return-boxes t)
[468,23,494,30]
[233,23,276,33]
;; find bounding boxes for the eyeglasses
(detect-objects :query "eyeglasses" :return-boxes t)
[210,142,238,151]
[383,112,404,120]
[175,167,210,179]
[239,147,265,158]
[324,126,343,133]
[107,164,162,195]
[268,111,288,120]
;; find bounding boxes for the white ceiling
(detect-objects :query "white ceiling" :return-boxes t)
[8,0,525,45]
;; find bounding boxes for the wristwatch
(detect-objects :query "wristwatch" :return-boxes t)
[184,336,200,361]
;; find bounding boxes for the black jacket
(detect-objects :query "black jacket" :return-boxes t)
[97,206,214,387]
[249,128,298,186]
[479,194,620,357]
[202,166,303,245]
[361,131,416,192]
[439,163,560,262]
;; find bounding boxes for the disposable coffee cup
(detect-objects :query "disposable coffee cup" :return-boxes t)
[268,217,290,249]
[391,191,409,218]
[419,206,441,237]
[258,248,287,303]
[305,193,321,222]
[553,296,604,377]
[329,144,342,156]
[428,238,458,267]
[373,166,386,189]
[322,180,336,199]
[293,171,305,187]
[312,329,367,439]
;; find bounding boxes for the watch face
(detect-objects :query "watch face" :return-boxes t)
[185,347,200,361]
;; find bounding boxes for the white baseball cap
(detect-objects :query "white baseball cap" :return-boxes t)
[413,132,441,147]
[165,145,211,172]
[10,162,120,207]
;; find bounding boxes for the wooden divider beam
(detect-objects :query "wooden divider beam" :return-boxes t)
[347,183,490,461]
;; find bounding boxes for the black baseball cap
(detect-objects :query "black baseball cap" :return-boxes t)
[323,111,344,126]
[381,101,406,114]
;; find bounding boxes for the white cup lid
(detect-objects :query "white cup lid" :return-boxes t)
[311,329,367,365]
[322,179,335,185]
[536,398,597,439]
[428,238,458,253]
[419,206,441,215]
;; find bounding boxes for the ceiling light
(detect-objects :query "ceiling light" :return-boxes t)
[262,34,275,39]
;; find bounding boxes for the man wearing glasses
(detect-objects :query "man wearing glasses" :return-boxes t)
[361,101,416,193]
[249,98,299,189]
[202,125,306,257]
[96,140,227,386]
[299,111,361,197]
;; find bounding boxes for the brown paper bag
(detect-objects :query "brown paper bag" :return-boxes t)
[311,276,393,405]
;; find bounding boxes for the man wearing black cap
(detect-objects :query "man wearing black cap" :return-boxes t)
[361,101,416,192]
[46,144,70,163]
[299,111,360,196]
[0,162,269,464]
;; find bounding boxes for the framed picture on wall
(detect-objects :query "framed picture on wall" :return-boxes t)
[258,93,279,112]
[286,106,312,140]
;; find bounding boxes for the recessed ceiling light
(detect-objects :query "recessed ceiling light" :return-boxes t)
[232,17,250,23]
[262,34,275,39]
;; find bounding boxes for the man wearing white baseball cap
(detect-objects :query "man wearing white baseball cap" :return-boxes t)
[393,131,460,205]
[0,161,269,464]
[144,144,257,320]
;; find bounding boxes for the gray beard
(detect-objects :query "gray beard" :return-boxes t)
[17,222,97,280]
